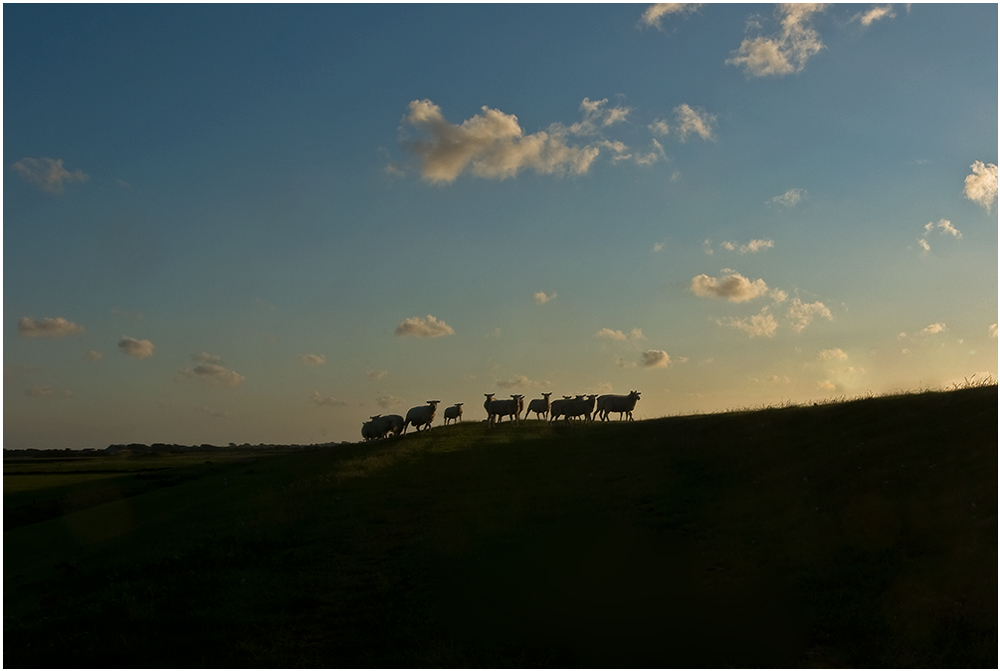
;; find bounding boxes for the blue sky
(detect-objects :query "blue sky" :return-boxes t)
[5,3,997,448]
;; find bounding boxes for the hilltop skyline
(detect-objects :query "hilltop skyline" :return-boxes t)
[5,4,997,448]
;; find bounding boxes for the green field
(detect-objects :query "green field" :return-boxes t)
[5,386,997,668]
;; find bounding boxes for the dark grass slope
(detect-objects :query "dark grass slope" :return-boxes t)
[5,386,997,668]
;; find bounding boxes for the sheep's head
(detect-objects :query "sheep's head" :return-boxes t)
[542,392,552,398]
[427,400,440,407]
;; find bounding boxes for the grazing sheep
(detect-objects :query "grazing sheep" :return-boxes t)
[563,394,598,423]
[548,395,576,423]
[597,390,642,421]
[487,394,523,427]
[525,392,553,420]
[403,400,441,433]
[444,403,464,425]
[361,418,376,442]
[362,414,393,441]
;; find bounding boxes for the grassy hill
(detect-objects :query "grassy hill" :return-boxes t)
[4,385,997,668]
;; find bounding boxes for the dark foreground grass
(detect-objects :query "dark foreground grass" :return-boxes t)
[4,386,996,668]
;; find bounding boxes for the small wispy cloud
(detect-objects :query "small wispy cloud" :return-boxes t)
[818,347,848,361]
[769,188,807,207]
[299,353,327,366]
[727,4,826,77]
[917,218,962,253]
[11,157,89,194]
[86,350,103,361]
[786,298,833,333]
[177,361,245,388]
[720,239,774,254]
[25,385,74,398]
[18,316,85,339]
[719,308,779,338]
[963,161,998,211]
[534,291,557,305]
[118,335,155,359]
[395,314,455,338]
[674,104,716,141]
[922,322,947,335]
[310,391,348,407]
[854,5,896,26]
[193,352,222,364]
[366,369,388,380]
[596,327,646,341]
[990,324,997,338]
[497,374,551,389]
[639,3,702,30]
[376,394,405,409]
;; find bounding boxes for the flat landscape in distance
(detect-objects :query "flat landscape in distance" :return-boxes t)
[5,385,997,668]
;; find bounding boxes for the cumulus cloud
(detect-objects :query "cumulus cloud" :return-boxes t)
[727,4,827,77]
[720,308,779,338]
[11,157,89,194]
[769,188,807,207]
[177,362,245,388]
[640,3,702,29]
[597,327,646,341]
[18,316,85,338]
[855,5,896,26]
[25,385,74,398]
[786,298,833,332]
[400,99,608,183]
[641,349,671,368]
[300,354,327,366]
[819,347,848,360]
[497,374,551,389]
[674,104,716,141]
[922,322,947,335]
[310,391,348,408]
[963,161,998,211]
[691,272,770,302]
[118,335,155,359]
[395,314,455,338]
[534,291,557,305]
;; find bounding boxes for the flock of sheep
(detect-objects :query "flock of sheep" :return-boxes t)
[360,390,641,441]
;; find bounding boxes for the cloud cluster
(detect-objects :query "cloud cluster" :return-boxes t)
[963,161,998,211]
[11,157,89,194]
[690,272,770,302]
[717,239,774,254]
[727,4,827,77]
[641,349,671,368]
[818,347,848,361]
[118,335,155,359]
[639,3,702,30]
[918,219,962,252]
[18,316,85,338]
[596,327,646,341]
[310,391,348,407]
[401,99,602,183]
[720,308,779,338]
[395,314,455,338]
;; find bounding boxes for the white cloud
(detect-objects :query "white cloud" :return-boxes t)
[310,391,348,408]
[300,353,327,366]
[855,5,896,26]
[917,238,932,253]
[817,379,837,391]
[18,316,85,338]
[922,322,947,335]
[691,272,770,302]
[648,119,670,137]
[395,314,455,338]
[177,362,245,388]
[534,291,557,305]
[497,374,551,389]
[722,239,775,254]
[597,328,628,341]
[641,349,671,368]
[674,104,716,141]
[963,161,998,211]
[640,3,702,29]
[769,188,807,207]
[11,157,89,194]
[192,352,222,364]
[786,298,833,332]
[727,4,827,77]
[400,99,604,183]
[86,350,103,361]
[990,324,998,338]
[720,308,779,338]
[769,375,791,384]
[818,347,848,361]
[118,335,155,359]
[652,241,666,253]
